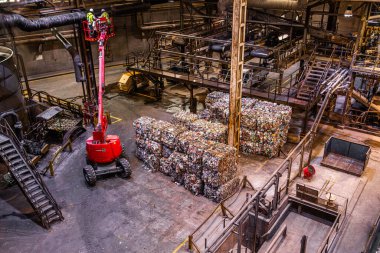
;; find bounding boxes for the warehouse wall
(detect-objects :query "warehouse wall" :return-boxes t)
[9,7,179,77]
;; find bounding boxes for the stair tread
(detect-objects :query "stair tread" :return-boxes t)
[4,149,17,155]
[0,144,13,150]
[30,189,43,197]
[46,209,56,217]
[16,168,30,175]
[26,184,40,192]
[0,135,63,227]
[36,199,50,208]
[48,214,61,223]
[20,173,33,181]
[34,194,46,202]
[41,204,53,213]
[23,178,36,186]
[10,159,23,165]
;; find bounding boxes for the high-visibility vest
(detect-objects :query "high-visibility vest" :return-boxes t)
[101,12,110,23]
[87,12,95,23]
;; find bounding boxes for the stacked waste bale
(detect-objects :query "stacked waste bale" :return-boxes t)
[204,91,292,158]
[133,117,186,172]
[134,116,240,201]
[173,111,228,143]
[202,142,239,202]
[172,110,198,128]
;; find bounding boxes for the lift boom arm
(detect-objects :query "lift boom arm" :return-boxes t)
[93,19,109,143]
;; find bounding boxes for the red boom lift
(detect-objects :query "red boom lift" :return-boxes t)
[82,17,131,186]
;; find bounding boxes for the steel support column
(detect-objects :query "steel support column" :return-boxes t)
[228,0,247,150]
[342,73,355,125]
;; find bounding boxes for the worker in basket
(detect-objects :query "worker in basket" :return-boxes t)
[86,8,96,37]
[100,9,111,24]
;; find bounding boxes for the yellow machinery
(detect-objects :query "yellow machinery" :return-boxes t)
[118,71,144,93]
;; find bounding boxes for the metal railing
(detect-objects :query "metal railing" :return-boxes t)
[351,52,380,75]
[46,139,73,176]
[0,118,63,225]
[127,55,303,105]
[23,89,83,116]
[186,67,349,253]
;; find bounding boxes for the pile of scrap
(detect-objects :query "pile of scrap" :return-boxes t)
[133,116,239,202]
[203,92,292,158]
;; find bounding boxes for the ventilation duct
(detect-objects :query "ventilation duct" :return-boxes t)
[1,12,86,32]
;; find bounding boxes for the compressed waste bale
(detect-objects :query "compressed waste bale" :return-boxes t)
[188,140,213,165]
[205,91,226,109]
[279,125,289,146]
[184,173,204,195]
[189,119,209,132]
[203,122,227,143]
[202,169,236,188]
[145,153,160,172]
[135,136,146,149]
[175,131,204,153]
[255,114,281,132]
[150,120,167,142]
[161,124,187,149]
[159,157,172,176]
[241,109,258,130]
[204,177,240,202]
[202,142,237,188]
[172,111,198,128]
[187,163,203,178]
[133,116,156,138]
[240,141,279,158]
[190,119,227,143]
[197,109,212,121]
[208,100,229,123]
[145,139,162,157]
[239,140,259,155]
[241,97,257,109]
[136,147,146,161]
[168,151,188,185]
[162,145,173,158]
[202,142,237,172]
[240,128,280,145]
[260,143,280,158]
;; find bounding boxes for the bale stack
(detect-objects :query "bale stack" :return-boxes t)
[173,111,228,143]
[202,142,238,202]
[134,116,240,201]
[133,117,186,172]
[204,91,292,158]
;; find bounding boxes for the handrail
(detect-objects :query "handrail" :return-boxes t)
[24,89,83,116]
[47,139,72,176]
[188,67,349,252]
[307,47,337,109]
[0,118,62,219]
[297,44,318,85]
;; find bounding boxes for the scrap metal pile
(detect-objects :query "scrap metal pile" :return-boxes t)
[133,116,239,202]
[203,92,292,158]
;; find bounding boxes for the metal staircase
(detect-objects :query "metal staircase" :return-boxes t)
[297,59,332,101]
[0,119,63,229]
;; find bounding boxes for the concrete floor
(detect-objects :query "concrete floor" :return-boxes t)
[0,67,379,253]
[259,211,332,253]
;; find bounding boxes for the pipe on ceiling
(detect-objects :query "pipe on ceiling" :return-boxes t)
[218,0,308,14]
[1,12,86,32]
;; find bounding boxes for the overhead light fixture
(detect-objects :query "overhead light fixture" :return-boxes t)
[344,5,353,18]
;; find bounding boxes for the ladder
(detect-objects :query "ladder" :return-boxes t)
[0,120,63,229]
